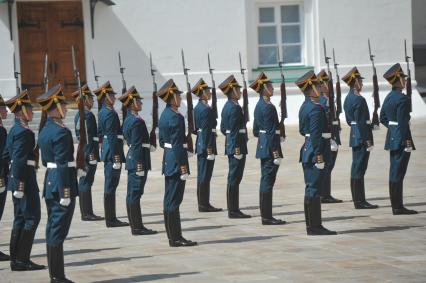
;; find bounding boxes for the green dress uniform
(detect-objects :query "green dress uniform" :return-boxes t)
[94,81,128,227]
[342,67,378,209]
[72,85,103,221]
[37,84,77,283]
[297,71,336,236]
[0,94,10,261]
[4,91,45,271]
[119,86,157,235]
[380,63,417,215]
[219,75,251,219]
[250,72,286,225]
[192,79,222,212]
[158,79,197,247]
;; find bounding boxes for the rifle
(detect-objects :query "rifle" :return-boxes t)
[149,52,158,150]
[181,49,195,154]
[13,52,20,94]
[368,39,380,129]
[118,51,128,121]
[72,46,88,175]
[404,39,412,112]
[92,59,102,113]
[323,39,338,140]
[34,53,49,169]
[277,46,287,141]
[208,53,218,119]
[238,52,249,140]
[332,48,342,130]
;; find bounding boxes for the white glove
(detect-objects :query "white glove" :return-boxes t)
[150,145,156,152]
[187,151,194,158]
[180,173,189,181]
[60,198,71,207]
[136,171,145,177]
[280,137,286,143]
[0,186,5,194]
[315,163,325,170]
[404,147,412,153]
[207,154,215,161]
[77,169,87,178]
[330,139,339,152]
[13,191,24,199]
[112,162,122,170]
[234,154,243,160]
[273,158,282,166]
[89,160,97,165]
[366,146,374,152]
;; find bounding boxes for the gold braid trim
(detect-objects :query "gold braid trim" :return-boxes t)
[254,78,270,92]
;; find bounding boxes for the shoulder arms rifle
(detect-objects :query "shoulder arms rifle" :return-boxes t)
[323,39,338,140]
[181,49,195,154]
[332,48,342,130]
[208,53,218,119]
[34,53,49,169]
[277,46,287,141]
[404,39,412,112]
[368,39,380,129]
[72,46,88,175]
[118,51,128,121]
[149,53,158,150]
[239,52,249,140]
[92,59,102,113]
[13,52,20,95]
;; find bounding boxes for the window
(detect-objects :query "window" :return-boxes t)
[257,4,303,66]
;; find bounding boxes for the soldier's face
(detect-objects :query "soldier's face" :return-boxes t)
[173,94,181,108]
[26,107,33,121]
[202,90,212,100]
[320,82,328,96]
[355,78,363,91]
[264,83,274,96]
[0,106,7,119]
[85,97,94,109]
[107,93,116,105]
[133,99,142,111]
[233,87,242,100]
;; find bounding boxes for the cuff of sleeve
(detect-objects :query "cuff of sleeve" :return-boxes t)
[63,188,71,198]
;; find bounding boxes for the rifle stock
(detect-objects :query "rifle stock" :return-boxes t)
[181,49,194,153]
[277,46,287,141]
[368,39,381,128]
[405,40,412,112]
[323,39,338,140]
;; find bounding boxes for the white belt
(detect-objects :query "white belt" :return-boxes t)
[11,160,36,166]
[103,135,124,140]
[259,130,280,135]
[389,121,398,126]
[93,137,99,142]
[366,120,371,125]
[142,143,150,148]
[164,143,188,149]
[47,162,76,169]
[198,129,216,133]
[305,133,331,138]
[351,121,357,125]
[225,129,246,134]
[332,121,339,125]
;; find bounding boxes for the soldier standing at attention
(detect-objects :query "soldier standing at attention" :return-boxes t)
[4,90,45,270]
[219,75,251,219]
[380,63,417,215]
[251,72,286,225]
[342,67,378,209]
[317,70,342,203]
[158,79,197,247]
[0,94,10,261]
[37,84,77,282]
[94,81,128,227]
[297,71,337,236]
[72,85,103,221]
[119,86,157,235]
[192,78,222,212]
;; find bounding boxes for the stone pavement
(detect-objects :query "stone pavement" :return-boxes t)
[1,119,425,283]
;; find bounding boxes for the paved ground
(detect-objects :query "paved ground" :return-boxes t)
[1,118,425,283]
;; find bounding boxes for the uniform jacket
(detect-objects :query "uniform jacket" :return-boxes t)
[98,105,125,162]
[0,125,9,182]
[220,99,248,156]
[74,110,100,162]
[194,100,217,155]
[319,93,341,145]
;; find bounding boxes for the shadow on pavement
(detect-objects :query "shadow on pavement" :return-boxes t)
[338,225,424,234]
[32,247,121,258]
[200,235,284,245]
[91,272,200,283]
[66,255,151,267]
[183,225,234,232]
[145,217,206,225]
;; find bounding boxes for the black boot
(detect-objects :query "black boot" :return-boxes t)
[260,192,285,225]
[228,185,251,219]
[11,228,45,271]
[9,229,21,268]
[48,244,73,283]
[167,210,197,247]
[104,194,128,227]
[353,178,378,209]
[320,174,342,203]
[0,251,10,261]
[392,181,417,215]
[128,202,157,235]
[198,182,222,212]
[306,197,337,236]
[80,191,104,221]
[350,178,356,204]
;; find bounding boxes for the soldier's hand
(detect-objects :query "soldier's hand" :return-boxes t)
[0,186,5,194]
[89,160,97,165]
[280,137,286,143]
[60,198,71,207]
[234,154,243,160]
[13,191,24,199]
[150,145,156,152]
[77,169,87,178]
[366,145,374,152]
[330,139,339,152]
[180,173,189,181]
[207,154,215,161]
[315,162,325,170]
[404,147,412,153]
[273,158,282,166]
[112,162,122,170]
[136,171,145,177]
[187,151,194,158]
